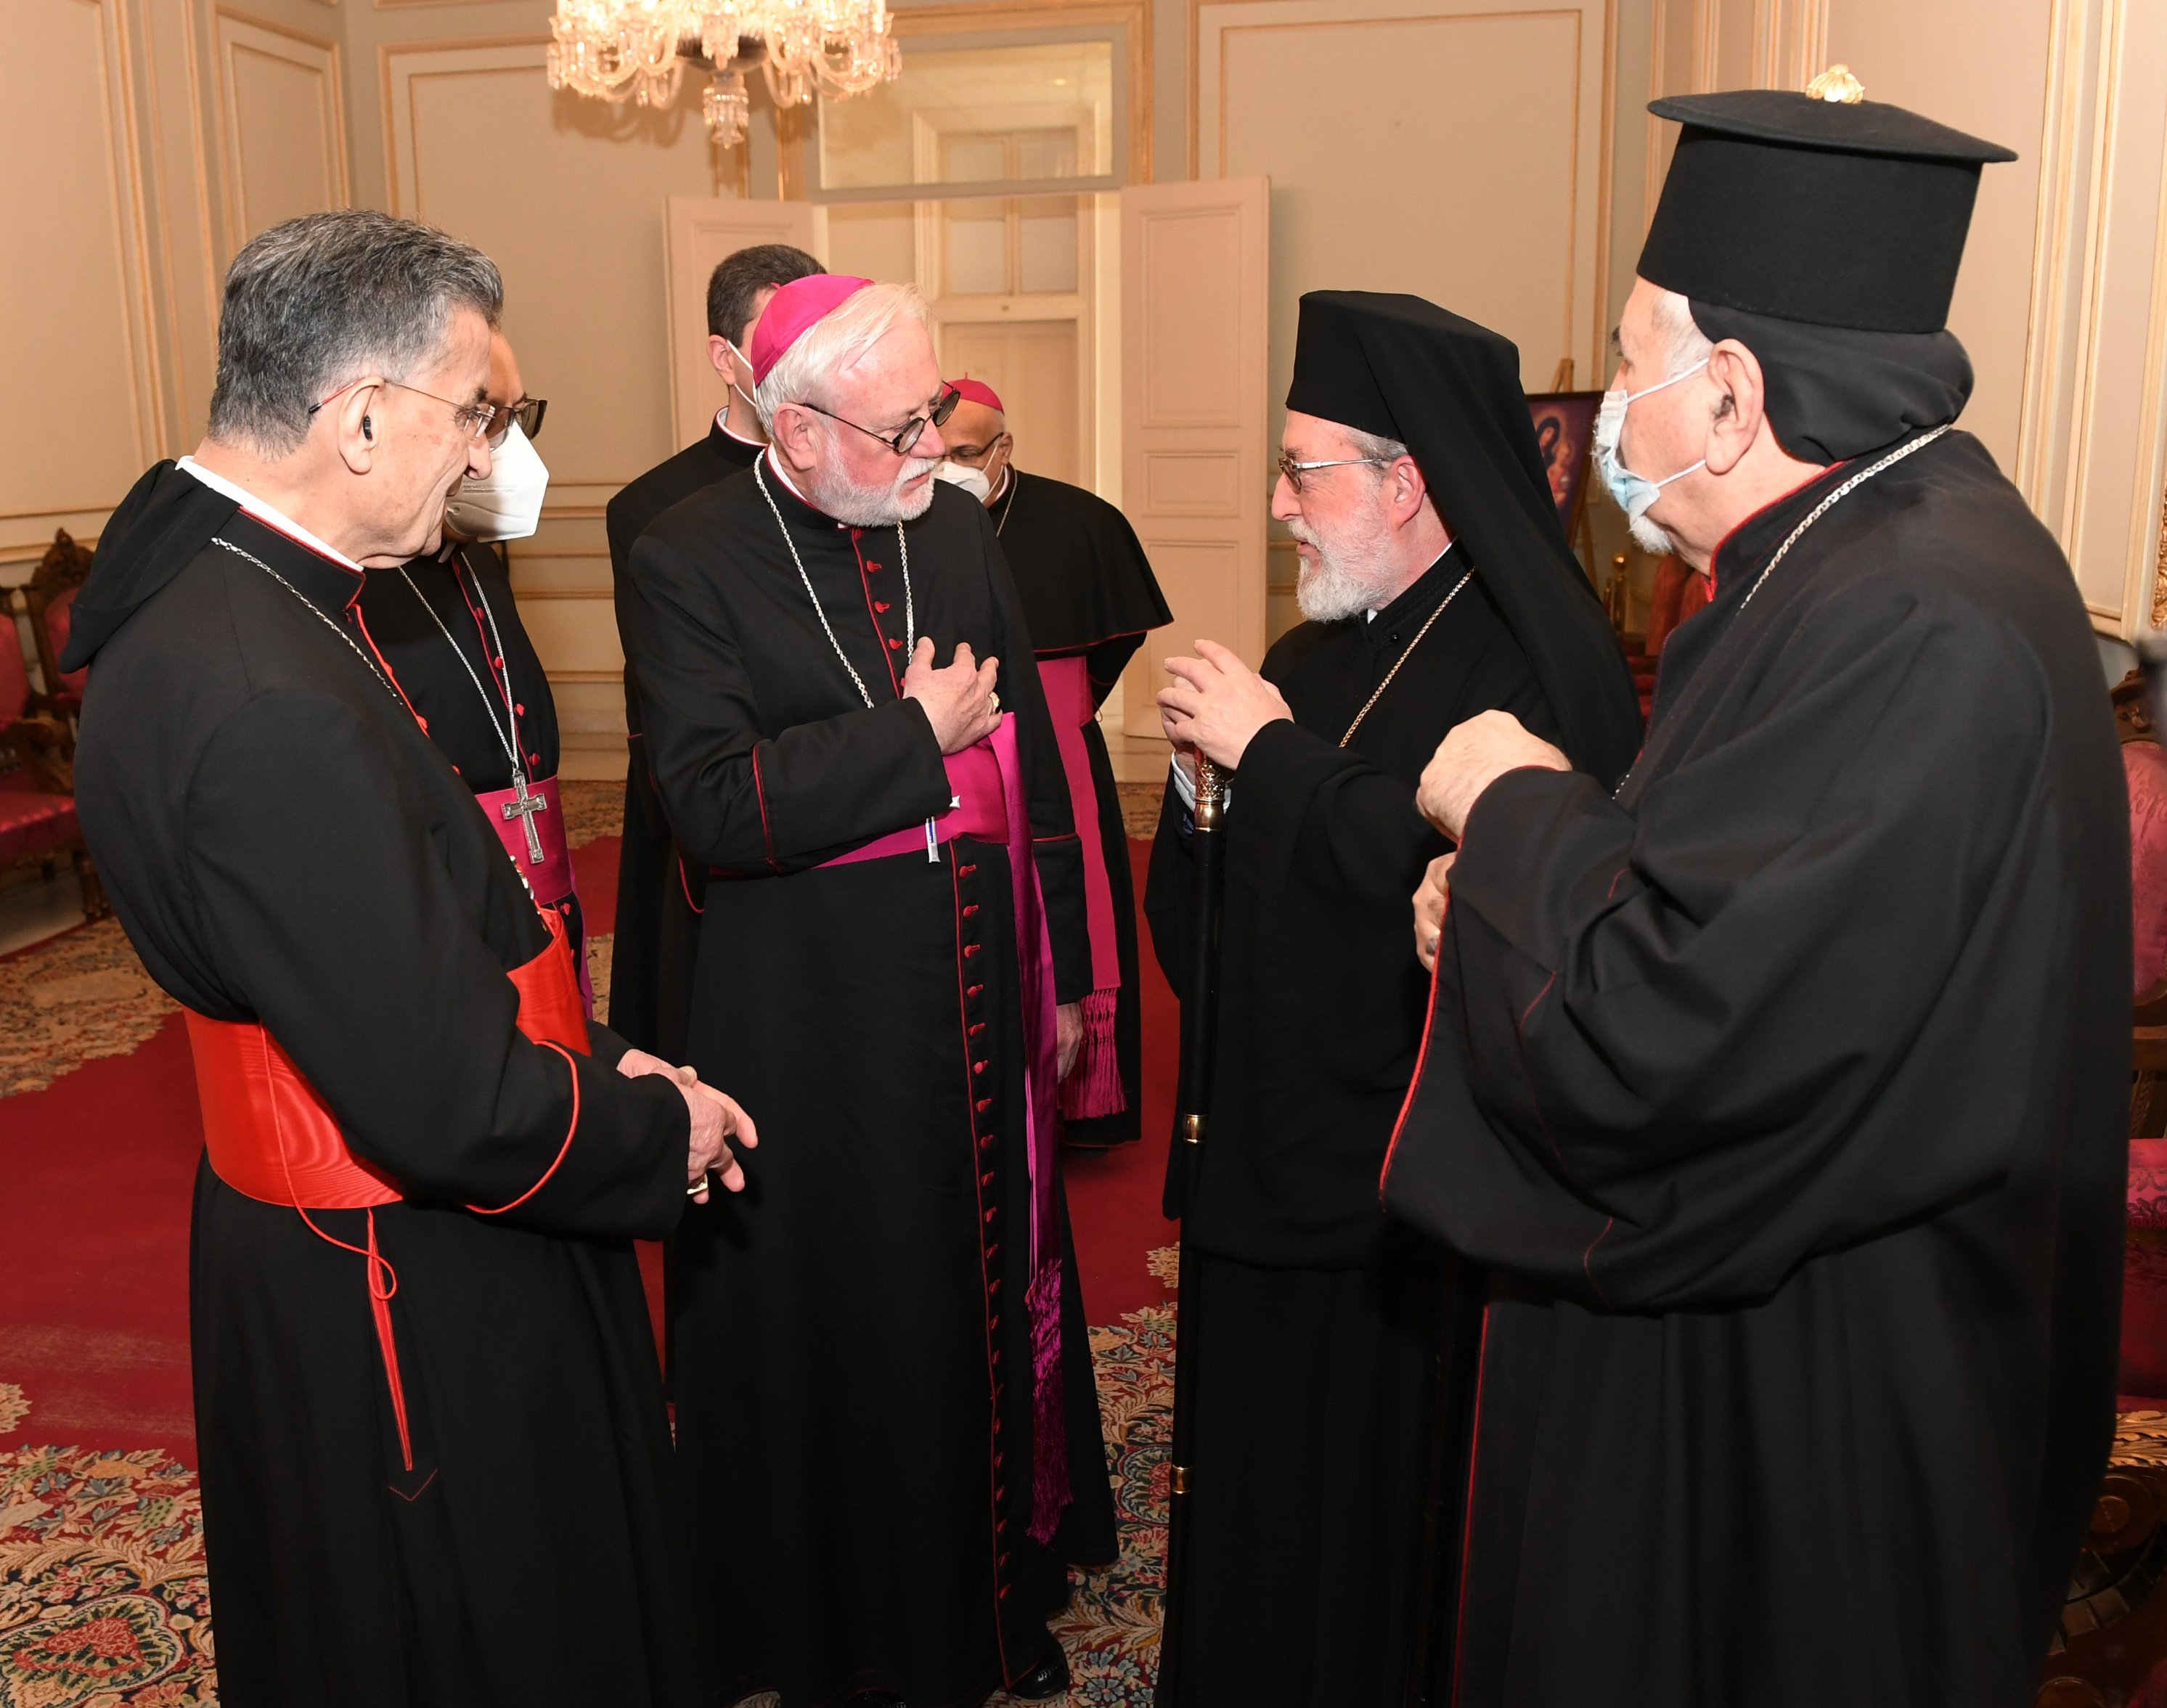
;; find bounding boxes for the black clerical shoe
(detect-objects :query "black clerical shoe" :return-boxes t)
[1008,1638,1071,1701]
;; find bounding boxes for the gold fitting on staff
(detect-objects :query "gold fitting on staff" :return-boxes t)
[1170,1466,1191,1495]
[1180,1114,1207,1144]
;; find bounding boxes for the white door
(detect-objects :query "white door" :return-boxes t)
[663,197,820,446]
[1117,176,1271,743]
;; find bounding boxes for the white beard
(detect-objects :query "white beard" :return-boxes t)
[1628,509,1677,555]
[1289,516,1403,623]
[810,453,942,527]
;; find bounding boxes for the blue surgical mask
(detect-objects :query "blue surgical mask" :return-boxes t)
[1594,358,1709,521]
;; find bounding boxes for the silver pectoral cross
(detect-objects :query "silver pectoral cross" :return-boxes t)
[502,770,549,865]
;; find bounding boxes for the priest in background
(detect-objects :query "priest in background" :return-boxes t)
[936,376,1171,1146]
[621,274,1117,1707]
[61,209,751,1708]
[1145,290,1641,1706]
[606,241,822,1059]
[1393,83,2126,1707]
[355,330,592,1002]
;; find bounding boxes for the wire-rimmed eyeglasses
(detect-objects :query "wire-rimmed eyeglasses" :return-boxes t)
[1276,451,1397,494]
[308,377,507,444]
[801,385,960,457]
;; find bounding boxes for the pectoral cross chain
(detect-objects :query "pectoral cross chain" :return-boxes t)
[502,772,549,865]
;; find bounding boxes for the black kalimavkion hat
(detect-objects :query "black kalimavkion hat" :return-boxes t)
[1638,74,2016,334]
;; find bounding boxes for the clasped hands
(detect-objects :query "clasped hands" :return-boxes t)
[616,1049,759,1203]
[1409,710,1572,973]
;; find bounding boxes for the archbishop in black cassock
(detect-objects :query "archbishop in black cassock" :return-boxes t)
[605,242,821,1061]
[1387,84,2126,1707]
[939,377,1172,1146]
[1145,293,1640,1705]
[67,460,706,1707]
[621,277,1115,1706]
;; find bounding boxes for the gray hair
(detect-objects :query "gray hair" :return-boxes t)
[1649,285,1715,382]
[207,210,503,457]
[754,281,931,434]
[1344,424,1411,470]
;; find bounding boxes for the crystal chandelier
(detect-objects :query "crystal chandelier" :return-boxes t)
[546,0,901,149]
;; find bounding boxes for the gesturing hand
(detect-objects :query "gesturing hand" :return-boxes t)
[905,636,1003,755]
[1414,711,1571,842]
[1413,853,1454,974]
[1156,640,1292,769]
[618,1049,760,1203]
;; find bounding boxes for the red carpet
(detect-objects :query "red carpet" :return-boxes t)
[0,833,1177,1461]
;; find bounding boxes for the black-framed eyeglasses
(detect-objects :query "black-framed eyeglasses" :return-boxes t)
[1276,451,1395,494]
[802,385,960,457]
[490,397,547,446]
[308,376,503,444]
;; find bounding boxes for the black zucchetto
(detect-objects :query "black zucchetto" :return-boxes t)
[1639,85,2016,333]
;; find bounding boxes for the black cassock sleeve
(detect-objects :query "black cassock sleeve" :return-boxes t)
[184,690,690,1240]
[624,530,954,871]
[1390,583,2054,1310]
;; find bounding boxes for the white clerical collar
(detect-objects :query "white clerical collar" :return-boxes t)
[714,408,765,449]
[177,457,367,573]
[762,444,828,515]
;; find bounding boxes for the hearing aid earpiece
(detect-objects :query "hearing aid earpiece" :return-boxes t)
[362,417,374,440]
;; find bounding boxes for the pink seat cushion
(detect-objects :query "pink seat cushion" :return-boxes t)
[0,772,78,865]
[0,622,30,723]
[2129,741,2167,992]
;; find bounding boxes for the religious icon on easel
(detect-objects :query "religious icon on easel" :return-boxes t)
[1525,390,1603,570]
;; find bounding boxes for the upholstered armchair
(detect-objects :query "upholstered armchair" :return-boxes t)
[0,584,104,918]
[21,528,91,722]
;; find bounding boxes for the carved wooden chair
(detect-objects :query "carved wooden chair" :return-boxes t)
[0,593,105,919]
[2038,674,2167,1706]
[21,528,92,722]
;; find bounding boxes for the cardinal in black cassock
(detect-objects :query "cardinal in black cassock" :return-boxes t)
[605,242,823,1061]
[936,376,1171,1146]
[1145,293,1641,1705]
[65,434,714,1702]
[619,275,1115,1706]
[1387,88,2128,1707]
[358,335,593,1003]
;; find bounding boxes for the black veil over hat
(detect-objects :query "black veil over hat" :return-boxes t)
[1637,85,2014,460]
[1286,290,1642,788]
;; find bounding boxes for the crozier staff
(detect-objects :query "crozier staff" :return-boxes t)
[62,210,751,1707]
[1389,77,2128,1707]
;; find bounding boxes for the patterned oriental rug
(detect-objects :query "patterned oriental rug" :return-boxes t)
[1,780,1180,1707]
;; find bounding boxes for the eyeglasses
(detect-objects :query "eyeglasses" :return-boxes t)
[801,385,960,457]
[308,377,505,443]
[489,397,547,446]
[1277,451,1396,494]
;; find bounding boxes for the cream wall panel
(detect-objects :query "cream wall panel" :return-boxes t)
[1822,1,2049,479]
[0,0,162,565]
[215,11,349,242]
[383,40,723,515]
[383,37,725,713]
[1198,0,1615,406]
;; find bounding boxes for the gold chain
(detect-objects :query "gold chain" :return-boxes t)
[1339,568,1473,748]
